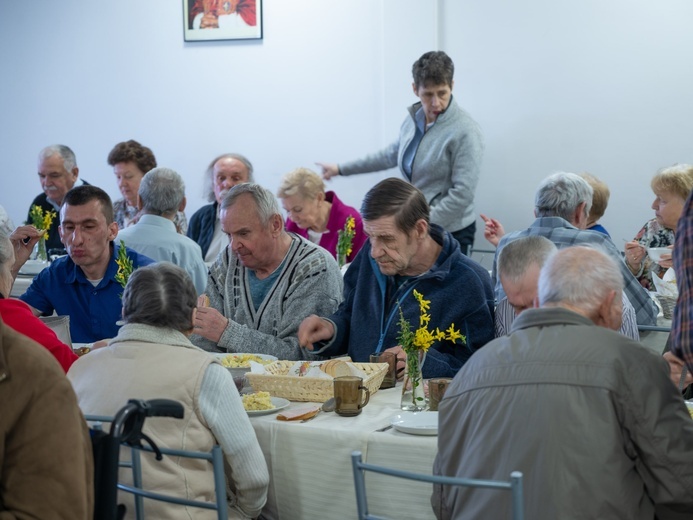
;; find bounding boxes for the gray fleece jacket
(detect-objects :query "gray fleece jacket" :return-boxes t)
[339,96,484,233]
[191,234,342,360]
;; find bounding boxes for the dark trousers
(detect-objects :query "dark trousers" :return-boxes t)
[450,222,476,256]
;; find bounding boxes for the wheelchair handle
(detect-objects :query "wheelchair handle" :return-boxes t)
[137,399,185,419]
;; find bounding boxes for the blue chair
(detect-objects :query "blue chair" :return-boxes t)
[638,324,671,355]
[350,451,524,520]
[86,399,228,520]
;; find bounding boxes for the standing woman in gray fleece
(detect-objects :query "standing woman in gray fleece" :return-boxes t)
[318,50,484,256]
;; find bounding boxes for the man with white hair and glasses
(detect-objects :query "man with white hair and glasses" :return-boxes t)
[28,144,87,253]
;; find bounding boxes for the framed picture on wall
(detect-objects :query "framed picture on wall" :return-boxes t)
[183,0,263,42]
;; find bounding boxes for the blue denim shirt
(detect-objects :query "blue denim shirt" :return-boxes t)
[20,244,154,343]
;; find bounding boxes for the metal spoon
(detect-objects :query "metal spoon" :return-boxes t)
[301,398,336,422]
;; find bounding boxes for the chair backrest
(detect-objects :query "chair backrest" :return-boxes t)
[469,248,496,271]
[85,404,228,520]
[638,324,672,355]
[350,451,524,520]
[124,443,227,520]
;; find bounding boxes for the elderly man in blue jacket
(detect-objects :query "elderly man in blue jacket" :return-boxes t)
[299,178,494,378]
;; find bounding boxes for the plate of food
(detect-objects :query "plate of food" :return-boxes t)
[242,392,289,416]
[213,353,278,377]
[213,352,277,366]
[390,412,439,436]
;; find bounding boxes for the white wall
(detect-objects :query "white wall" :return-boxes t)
[444,0,693,248]
[1,0,692,254]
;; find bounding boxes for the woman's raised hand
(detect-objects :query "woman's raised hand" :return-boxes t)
[316,162,339,180]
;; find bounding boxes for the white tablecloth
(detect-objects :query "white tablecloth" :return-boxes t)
[249,386,439,520]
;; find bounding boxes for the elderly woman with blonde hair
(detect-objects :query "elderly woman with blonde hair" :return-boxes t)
[625,164,693,291]
[278,167,366,263]
[579,172,611,236]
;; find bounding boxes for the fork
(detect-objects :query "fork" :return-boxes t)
[301,410,320,423]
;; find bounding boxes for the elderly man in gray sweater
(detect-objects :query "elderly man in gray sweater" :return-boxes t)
[191,183,342,360]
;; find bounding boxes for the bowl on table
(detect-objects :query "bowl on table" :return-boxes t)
[648,247,671,263]
[212,353,278,391]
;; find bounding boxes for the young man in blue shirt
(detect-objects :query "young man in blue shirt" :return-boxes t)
[14,185,153,343]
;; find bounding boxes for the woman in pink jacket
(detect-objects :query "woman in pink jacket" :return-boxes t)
[278,167,367,263]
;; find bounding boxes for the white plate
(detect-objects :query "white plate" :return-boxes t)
[246,397,290,416]
[19,259,49,276]
[390,412,439,436]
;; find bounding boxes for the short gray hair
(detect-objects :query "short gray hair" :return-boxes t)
[538,245,623,315]
[221,183,281,226]
[122,262,197,333]
[203,153,254,203]
[535,172,593,222]
[139,167,185,216]
[38,144,77,172]
[498,236,557,284]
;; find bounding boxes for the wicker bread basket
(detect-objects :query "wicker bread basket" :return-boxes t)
[657,294,677,320]
[245,361,389,402]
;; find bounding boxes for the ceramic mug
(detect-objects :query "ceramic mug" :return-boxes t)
[369,352,397,389]
[334,376,370,416]
[428,378,453,411]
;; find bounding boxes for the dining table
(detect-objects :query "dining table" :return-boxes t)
[248,385,439,520]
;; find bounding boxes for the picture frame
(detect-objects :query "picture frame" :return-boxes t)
[183,0,263,42]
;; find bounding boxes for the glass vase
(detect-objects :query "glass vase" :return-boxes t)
[400,350,427,411]
[36,237,48,262]
[337,253,347,269]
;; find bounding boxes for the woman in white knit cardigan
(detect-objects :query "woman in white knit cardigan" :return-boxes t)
[68,262,269,519]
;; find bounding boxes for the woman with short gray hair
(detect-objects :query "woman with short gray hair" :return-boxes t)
[68,262,269,519]
[278,167,366,263]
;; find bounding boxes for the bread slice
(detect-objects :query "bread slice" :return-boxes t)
[277,405,321,421]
